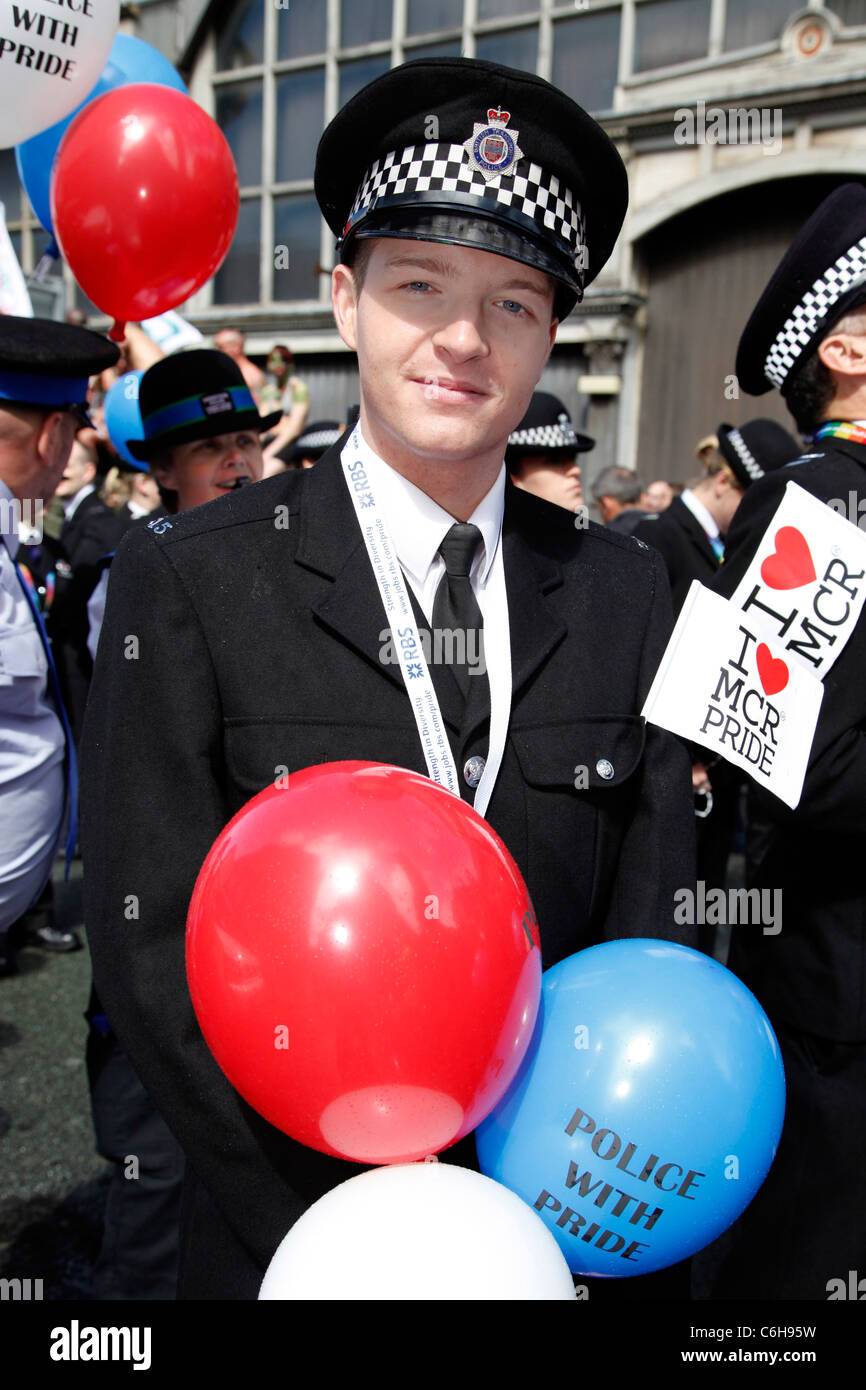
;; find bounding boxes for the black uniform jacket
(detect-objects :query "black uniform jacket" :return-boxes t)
[634,496,720,616]
[80,439,695,1298]
[712,436,866,1042]
[60,489,124,573]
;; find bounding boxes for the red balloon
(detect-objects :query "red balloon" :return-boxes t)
[186,762,542,1163]
[51,84,238,329]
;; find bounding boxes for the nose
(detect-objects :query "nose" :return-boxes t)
[431,306,489,361]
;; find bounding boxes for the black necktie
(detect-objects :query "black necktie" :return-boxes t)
[431,523,485,702]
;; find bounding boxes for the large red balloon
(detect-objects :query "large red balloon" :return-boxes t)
[186,762,542,1164]
[51,84,238,330]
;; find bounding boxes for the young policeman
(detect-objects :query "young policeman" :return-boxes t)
[82,59,695,1299]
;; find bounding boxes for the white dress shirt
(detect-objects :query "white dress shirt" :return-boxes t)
[354,427,511,802]
[0,479,66,932]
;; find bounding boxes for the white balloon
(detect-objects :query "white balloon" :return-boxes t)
[0,0,119,148]
[259,1163,577,1301]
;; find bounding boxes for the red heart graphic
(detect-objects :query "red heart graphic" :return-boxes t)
[756,643,789,696]
[760,527,816,590]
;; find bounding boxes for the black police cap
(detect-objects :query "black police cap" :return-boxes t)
[736,183,866,396]
[0,314,119,411]
[506,390,594,455]
[717,419,802,490]
[315,58,628,321]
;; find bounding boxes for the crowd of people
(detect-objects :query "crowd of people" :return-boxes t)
[2,54,865,1304]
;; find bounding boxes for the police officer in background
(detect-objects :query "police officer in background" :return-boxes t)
[82,58,696,1299]
[505,389,593,512]
[709,182,866,1298]
[0,317,118,973]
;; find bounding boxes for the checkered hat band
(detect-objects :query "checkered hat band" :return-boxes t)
[348,143,586,259]
[508,422,578,449]
[727,428,764,481]
[296,428,342,450]
[764,234,866,388]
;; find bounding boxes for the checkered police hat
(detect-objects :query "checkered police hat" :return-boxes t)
[506,391,594,458]
[736,183,866,395]
[315,58,628,321]
[717,419,801,490]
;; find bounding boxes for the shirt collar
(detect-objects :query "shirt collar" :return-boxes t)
[63,483,95,520]
[353,424,505,587]
[680,487,720,541]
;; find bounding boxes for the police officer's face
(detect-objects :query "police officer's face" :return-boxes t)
[333,239,558,476]
[152,430,264,513]
[512,454,583,512]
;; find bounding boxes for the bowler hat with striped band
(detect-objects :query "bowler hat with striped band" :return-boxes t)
[127,350,281,461]
[314,58,628,321]
[736,183,866,396]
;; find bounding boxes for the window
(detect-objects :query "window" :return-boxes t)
[633,0,711,71]
[478,0,534,18]
[723,0,803,51]
[273,195,323,302]
[216,0,264,71]
[275,70,326,184]
[475,25,538,71]
[277,3,327,60]
[216,80,263,188]
[827,0,866,25]
[552,10,621,114]
[406,0,463,36]
[341,0,392,48]
[213,199,262,305]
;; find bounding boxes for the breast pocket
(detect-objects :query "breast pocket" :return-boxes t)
[0,624,47,686]
[222,717,426,809]
[510,716,646,949]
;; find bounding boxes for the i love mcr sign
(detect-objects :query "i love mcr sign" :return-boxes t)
[642,483,866,809]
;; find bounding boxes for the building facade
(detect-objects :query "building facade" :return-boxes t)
[4,0,866,484]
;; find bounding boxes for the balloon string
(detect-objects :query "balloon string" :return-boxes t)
[109,319,127,343]
[29,252,58,284]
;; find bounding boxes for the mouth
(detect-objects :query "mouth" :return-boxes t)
[216,476,252,492]
[412,377,489,404]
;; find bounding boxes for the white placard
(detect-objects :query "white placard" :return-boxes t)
[642,581,824,809]
[729,480,866,680]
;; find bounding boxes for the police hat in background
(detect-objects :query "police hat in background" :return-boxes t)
[717,419,802,489]
[736,183,866,396]
[315,58,628,321]
[281,421,343,465]
[0,315,119,426]
[127,351,282,461]
[506,391,594,463]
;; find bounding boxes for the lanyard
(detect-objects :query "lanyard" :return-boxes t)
[340,426,510,818]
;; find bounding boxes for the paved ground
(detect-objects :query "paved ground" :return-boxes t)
[0,857,110,1300]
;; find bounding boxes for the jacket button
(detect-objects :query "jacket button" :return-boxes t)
[596,759,614,780]
[463,756,486,788]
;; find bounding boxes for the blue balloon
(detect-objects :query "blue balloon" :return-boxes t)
[15,35,186,243]
[104,371,146,469]
[475,940,785,1278]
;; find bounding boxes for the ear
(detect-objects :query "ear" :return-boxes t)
[149,454,178,491]
[35,410,69,464]
[332,263,359,351]
[818,328,866,378]
[546,316,559,358]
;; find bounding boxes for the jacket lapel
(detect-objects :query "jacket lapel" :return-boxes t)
[294,441,463,728]
[462,482,566,742]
